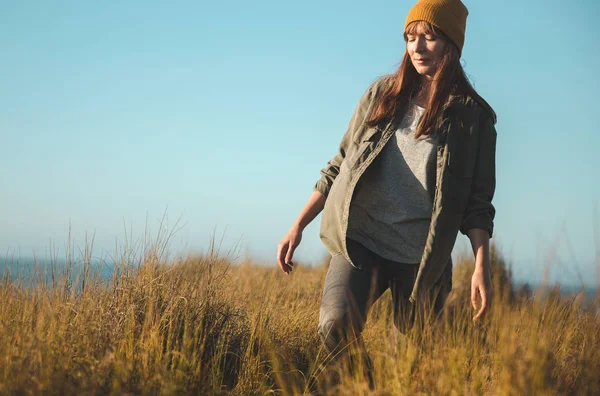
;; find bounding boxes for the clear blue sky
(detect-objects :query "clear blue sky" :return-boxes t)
[2,0,599,285]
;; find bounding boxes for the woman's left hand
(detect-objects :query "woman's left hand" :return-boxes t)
[471,266,492,321]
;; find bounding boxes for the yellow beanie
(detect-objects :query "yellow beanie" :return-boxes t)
[404,0,469,54]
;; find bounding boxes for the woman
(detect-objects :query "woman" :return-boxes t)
[276,0,496,372]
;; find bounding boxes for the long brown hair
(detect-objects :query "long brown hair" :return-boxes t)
[366,21,496,138]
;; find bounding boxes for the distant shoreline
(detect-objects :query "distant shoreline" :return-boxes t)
[1,256,596,299]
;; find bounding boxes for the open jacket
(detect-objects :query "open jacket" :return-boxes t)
[314,75,497,303]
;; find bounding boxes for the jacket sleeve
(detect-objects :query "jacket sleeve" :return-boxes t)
[313,81,379,198]
[459,111,497,238]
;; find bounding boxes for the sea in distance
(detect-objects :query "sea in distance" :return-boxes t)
[1,256,596,302]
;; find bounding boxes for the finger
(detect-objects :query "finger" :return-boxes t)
[285,244,296,268]
[276,243,283,269]
[473,306,484,321]
[282,244,293,274]
[480,288,488,314]
[473,289,488,321]
[471,284,478,310]
[277,243,289,273]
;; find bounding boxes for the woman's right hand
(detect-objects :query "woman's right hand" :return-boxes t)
[277,225,303,274]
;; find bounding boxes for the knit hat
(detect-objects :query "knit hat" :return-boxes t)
[404,0,469,54]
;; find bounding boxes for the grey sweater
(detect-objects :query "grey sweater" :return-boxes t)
[346,102,439,264]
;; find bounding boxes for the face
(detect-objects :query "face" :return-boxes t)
[405,24,447,79]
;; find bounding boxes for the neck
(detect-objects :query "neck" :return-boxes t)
[413,77,432,107]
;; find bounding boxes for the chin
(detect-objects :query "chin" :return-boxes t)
[415,66,433,76]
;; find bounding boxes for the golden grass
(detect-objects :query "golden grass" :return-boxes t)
[0,241,598,395]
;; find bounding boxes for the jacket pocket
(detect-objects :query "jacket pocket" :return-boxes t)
[445,118,478,179]
[352,125,381,145]
[341,128,381,173]
[446,149,475,179]
[340,142,370,173]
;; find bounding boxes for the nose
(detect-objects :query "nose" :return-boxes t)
[415,36,427,53]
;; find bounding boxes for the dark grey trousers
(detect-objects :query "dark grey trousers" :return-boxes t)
[318,237,450,356]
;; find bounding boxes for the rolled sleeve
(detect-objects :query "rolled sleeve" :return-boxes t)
[459,111,497,238]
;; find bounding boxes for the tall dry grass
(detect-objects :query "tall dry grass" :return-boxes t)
[0,237,598,395]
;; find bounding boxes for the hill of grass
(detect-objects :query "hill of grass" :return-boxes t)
[0,243,598,395]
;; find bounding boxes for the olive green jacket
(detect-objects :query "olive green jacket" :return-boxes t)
[314,75,497,303]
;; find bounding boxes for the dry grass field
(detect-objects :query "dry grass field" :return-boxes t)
[0,238,598,395]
